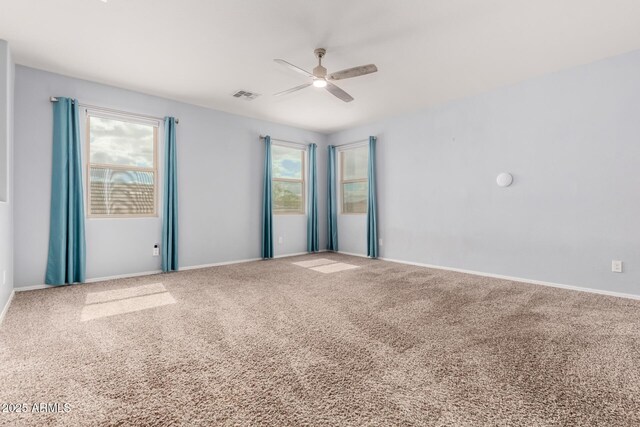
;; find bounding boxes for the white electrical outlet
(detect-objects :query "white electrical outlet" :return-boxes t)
[612,260,622,273]
[2,270,5,286]
[278,236,283,244]
[379,238,383,246]
[153,245,160,257]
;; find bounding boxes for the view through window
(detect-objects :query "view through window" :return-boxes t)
[340,145,368,214]
[87,114,157,217]
[272,144,305,214]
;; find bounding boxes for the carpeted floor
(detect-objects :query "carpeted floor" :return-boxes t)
[1,253,640,426]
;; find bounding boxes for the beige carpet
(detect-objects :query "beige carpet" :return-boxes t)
[1,254,640,426]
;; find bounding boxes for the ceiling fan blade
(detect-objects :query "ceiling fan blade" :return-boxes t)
[325,82,354,103]
[274,83,312,97]
[328,64,378,80]
[274,59,314,78]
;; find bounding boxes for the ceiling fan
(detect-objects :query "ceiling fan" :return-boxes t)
[273,48,378,103]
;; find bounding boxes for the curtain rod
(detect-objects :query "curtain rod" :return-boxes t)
[259,135,309,148]
[333,138,372,148]
[49,97,179,124]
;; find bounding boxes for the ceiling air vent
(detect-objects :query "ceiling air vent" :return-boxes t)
[232,90,261,101]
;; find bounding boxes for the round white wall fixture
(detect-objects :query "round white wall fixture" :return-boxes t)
[496,173,513,187]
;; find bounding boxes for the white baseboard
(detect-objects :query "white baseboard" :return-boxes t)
[14,251,326,292]
[380,256,640,301]
[10,252,639,302]
[14,284,62,292]
[180,251,324,271]
[275,250,326,258]
[0,290,15,324]
[179,258,261,271]
[86,270,163,283]
[15,269,164,292]
[336,251,370,259]
[275,252,307,259]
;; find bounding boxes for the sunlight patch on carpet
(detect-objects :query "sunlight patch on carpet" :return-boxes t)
[292,258,337,268]
[310,262,359,274]
[81,291,176,321]
[85,283,167,304]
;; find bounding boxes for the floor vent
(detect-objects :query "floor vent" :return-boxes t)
[232,90,260,100]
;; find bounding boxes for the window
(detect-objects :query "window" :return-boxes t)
[340,145,368,214]
[272,144,305,214]
[87,113,158,217]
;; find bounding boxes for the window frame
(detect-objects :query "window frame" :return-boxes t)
[272,142,306,215]
[339,144,369,215]
[85,111,159,219]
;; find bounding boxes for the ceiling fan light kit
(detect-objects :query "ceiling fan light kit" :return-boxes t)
[313,79,327,88]
[274,48,378,102]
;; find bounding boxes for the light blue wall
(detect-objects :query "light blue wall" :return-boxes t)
[13,66,327,287]
[329,49,640,296]
[0,40,14,310]
[11,48,640,295]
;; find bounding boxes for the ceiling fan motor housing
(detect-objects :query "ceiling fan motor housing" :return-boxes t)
[313,65,327,78]
[313,48,327,78]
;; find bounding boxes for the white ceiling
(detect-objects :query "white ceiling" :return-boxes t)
[2,0,640,133]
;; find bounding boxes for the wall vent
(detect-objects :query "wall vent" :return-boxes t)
[232,90,261,101]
